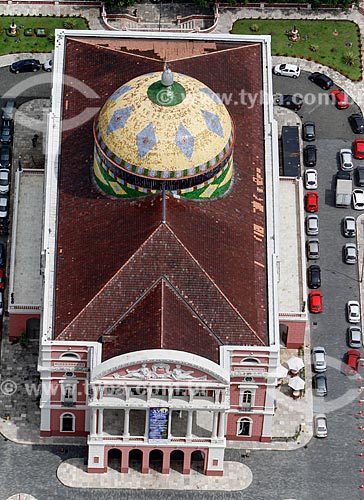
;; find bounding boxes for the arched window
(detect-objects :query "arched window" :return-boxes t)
[60,412,75,432]
[241,357,260,364]
[242,390,252,404]
[236,417,252,437]
[60,352,80,360]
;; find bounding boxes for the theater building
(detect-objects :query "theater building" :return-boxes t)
[37,30,281,476]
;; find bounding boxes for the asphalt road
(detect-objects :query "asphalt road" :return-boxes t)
[0,68,363,499]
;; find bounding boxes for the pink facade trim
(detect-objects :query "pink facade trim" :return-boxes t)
[9,312,40,342]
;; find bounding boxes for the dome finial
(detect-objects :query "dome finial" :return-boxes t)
[161,62,174,87]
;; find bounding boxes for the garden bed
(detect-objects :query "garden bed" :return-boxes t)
[231,19,362,80]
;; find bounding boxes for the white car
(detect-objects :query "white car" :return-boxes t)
[344,243,357,264]
[312,346,326,372]
[0,169,9,194]
[306,215,319,236]
[340,149,354,171]
[343,216,356,237]
[304,169,318,190]
[347,300,361,323]
[314,414,328,438]
[0,196,8,219]
[353,189,364,210]
[43,59,53,72]
[273,63,300,78]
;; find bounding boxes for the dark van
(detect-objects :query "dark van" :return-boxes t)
[357,166,364,187]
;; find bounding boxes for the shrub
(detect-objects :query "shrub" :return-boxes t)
[343,50,358,66]
[63,19,77,29]
[309,44,319,52]
[47,33,55,43]
[250,23,259,32]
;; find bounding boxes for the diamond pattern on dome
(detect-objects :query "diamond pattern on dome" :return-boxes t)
[201,109,224,138]
[200,87,222,105]
[106,106,134,135]
[175,123,194,160]
[108,85,133,101]
[136,122,157,159]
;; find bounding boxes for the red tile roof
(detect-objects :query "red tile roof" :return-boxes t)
[54,36,268,361]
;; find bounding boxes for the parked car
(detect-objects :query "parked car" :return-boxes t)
[0,196,8,219]
[43,59,53,72]
[343,216,356,237]
[305,169,318,189]
[314,414,328,438]
[349,113,364,134]
[357,166,364,187]
[0,120,12,145]
[353,189,364,210]
[0,268,4,291]
[309,291,323,313]
[339,149,353,171]
[303,121,316,141]
[275,94,303,111]
[0,291,3,315]
[348,326,362,348]
[307,239,320,260]
[344,350,361,375]
[306,215,319,236]
[305,192,318,212]
[303,145,317,167]
[0,243,5,267]
[307,264,321,289]
[0,145,11,169]
[10,58,41,74]
[354,139,364,159]
[313,347,327,372]
[0,169,10,195]
[344,243,357,264]
[308,72,333,90]
[313,373,328,397]
[273,63,300,78]
[330,89,349,109]
[2,99,15,121]
[347,300,361,323]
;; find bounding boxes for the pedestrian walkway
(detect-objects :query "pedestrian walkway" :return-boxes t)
[57,458,252,491]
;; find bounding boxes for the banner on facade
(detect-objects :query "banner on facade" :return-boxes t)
[148,407,169,440]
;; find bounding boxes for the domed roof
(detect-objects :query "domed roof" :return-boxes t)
[95,71,234,180]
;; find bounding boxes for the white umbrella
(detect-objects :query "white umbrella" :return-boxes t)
[287,357,304,372]
[276,364,288,378]
[288,376,305,391]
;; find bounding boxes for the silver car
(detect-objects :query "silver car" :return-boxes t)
[340,148,354,171]
[344,243,357,264]
[307,239,320,260]
[312,346,327,372]
[0,169,9,194]
[348,326,362,348]
[314,414,328,438]
[306,215,319,236]
[347,300,361,323]
[343,216,356,237]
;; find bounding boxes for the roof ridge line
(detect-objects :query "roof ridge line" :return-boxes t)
[162,223,261,340]
[56,223,165,338]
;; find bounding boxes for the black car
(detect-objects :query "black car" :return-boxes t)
[349,113,364,134]
[308,72,334,90]
[303,121,316,142]
[0,243,5,267]
[0,120,12,145]
[313,373,328,397]
[10,58,41,74]
[275,94,303,111]
[303,145,317,167]
[0,145,11,168]
[308,265,321,289]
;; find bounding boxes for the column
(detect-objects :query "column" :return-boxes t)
[167,409,172,439]
[144,409,149,439]
[217,412,225,439]
[91,408,97,436]
[186,410,193,440]
[97,409,104,435]
[212,411,218,439]
[124,408,130,437]
[162,450,170,474]
[182,450,191,474]
[215,389,221,404]
[141,450,149,474]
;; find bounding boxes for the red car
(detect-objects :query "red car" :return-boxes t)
[354,139,364,159]
[306,192,318,212]
[309,291,322,313]
[330,89,349,109]
[345,349,361,375]
[0,269,5,290]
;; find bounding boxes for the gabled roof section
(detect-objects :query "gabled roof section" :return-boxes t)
[57,224,263,352]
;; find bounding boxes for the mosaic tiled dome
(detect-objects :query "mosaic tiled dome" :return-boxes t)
[94,72,234,186]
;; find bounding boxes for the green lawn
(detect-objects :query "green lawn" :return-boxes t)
[0,16,89,55]
[231,19,362,80]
